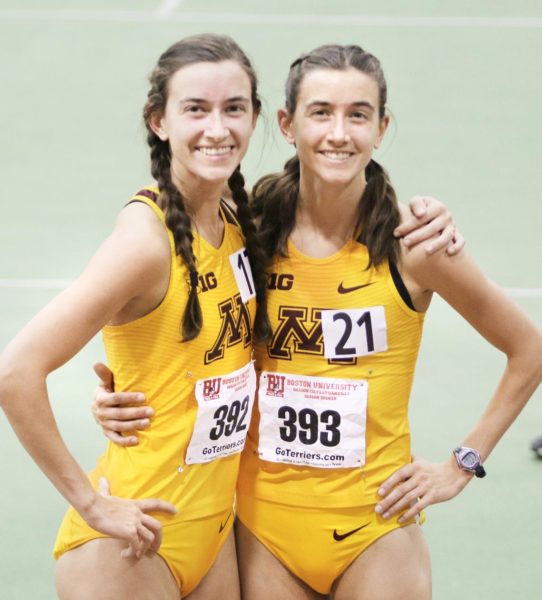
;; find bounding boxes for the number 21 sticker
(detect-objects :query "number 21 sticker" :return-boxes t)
[321,306,387,359]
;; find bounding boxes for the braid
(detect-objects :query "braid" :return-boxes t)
[254,155,399,270]
[252,155,300,262]
[356,159,401,267]
[278,44,399,268]
[147,130,203,341]
[141,33,265,342]
[227,166,272,342]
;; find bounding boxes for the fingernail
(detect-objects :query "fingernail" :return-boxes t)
[383,512,390,519]
[398,516,405,523]
[145,408,154,416]
[129,437,138,444]
[404,238,411,246]
[378,487,386,496]
[141,419,150,427]
[375,504,382,514]
[426,245,433,253]
[136,394,145,401]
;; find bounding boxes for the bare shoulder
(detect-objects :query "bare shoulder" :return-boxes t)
[112,201,171,269]
[115,201,168,242]
[399,235,480,304]
[0,202,173,372]
[68,200,172,308]
[403,240,542,356]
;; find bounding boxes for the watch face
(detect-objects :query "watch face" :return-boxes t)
[462,451,479,469]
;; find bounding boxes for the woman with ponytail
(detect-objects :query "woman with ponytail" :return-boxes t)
[0,33,268,599]
[230,45,542,599]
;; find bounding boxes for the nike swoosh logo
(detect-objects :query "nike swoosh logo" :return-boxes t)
[333,523,369,541]
[337,282,375,294]
[219,511,232,534]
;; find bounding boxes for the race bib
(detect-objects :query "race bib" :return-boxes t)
[185,362,256,464]
[229,247,256,303]
[258,371,367,469]
[321,307,388,359]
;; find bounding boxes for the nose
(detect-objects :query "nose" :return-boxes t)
[204,110,229,141]
[327,117,350,145]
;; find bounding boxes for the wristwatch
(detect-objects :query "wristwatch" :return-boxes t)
[453,446,486,478]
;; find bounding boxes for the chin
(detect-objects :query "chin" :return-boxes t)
[194,163,238,183]
[320,170,360,186]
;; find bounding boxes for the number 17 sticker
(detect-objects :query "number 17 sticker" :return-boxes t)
[321,306,388,359]
[230,248,256,303]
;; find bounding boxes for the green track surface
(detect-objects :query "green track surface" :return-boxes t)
[1,2,541,598]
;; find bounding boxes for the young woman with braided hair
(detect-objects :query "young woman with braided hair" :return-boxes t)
[229,44,542,599]
[0,33,268,600]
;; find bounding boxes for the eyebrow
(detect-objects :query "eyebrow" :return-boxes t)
[179,96,251,104]
[306,100,375,111]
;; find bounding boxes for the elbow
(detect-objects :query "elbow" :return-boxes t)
[0,354,27,411]
[532,329,542,379]
[0,357,15,410]
[505,329,542,393]
[535,340,542,385]
[521,331,542,386]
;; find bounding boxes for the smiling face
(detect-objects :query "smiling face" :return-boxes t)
[279,67,388,190]
[151,60,258,190]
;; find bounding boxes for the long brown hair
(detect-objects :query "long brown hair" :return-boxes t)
[254,44,400,269]
[143,33,268,341]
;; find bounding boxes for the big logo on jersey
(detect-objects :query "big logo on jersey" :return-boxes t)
[205,293,252,364]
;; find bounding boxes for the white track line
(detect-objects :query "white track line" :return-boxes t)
[505,289,542,299]
[0,10,542,28]
[0,279,72,290]
[1,280,541,298]
[154,0,184,19]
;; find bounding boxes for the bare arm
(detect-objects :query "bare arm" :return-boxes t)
[375,245,542,521]
[0,204,176,555]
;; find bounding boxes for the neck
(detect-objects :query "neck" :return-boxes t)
[170,170,226,248]
[293,168,366,254]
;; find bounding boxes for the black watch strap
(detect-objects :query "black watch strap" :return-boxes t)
[474,464,487,478]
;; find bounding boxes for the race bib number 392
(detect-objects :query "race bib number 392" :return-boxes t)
[185,362,256,465]
[258,372,368,469]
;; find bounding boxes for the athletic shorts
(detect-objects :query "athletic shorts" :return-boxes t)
[54,504,234,596]
[236,494,419,595]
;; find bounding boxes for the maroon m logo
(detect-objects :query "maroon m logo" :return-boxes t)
[205,294,252,364]
[268,305,356,364]
[268,306,323,359]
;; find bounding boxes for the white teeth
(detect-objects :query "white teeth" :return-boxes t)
[322,151,352,161]
[198,146,232,156]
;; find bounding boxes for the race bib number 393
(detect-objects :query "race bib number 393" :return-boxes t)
[185,362,256,465]
[258,371,368,469]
